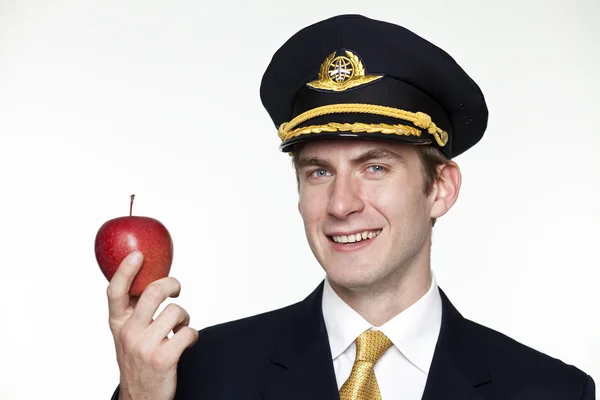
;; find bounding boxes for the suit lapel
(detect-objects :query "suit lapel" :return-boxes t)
[259,284,494,400]
[259,282,340,400]
[422,289,492,400]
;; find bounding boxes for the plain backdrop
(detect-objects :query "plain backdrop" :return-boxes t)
[0,0,598,398]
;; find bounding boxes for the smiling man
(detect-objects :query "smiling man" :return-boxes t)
[295,140,450,322]
[107,14,595,400]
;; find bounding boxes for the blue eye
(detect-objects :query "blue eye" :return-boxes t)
[311,169,329,178]
[367,165,386,173]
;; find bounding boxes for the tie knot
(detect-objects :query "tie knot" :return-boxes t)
[355,330,393,364]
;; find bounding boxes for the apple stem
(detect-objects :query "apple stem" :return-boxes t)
[130,194,135,217]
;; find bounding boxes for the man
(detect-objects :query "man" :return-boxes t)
[107,14,595,399]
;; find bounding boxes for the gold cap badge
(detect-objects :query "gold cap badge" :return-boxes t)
[307,50,384,92]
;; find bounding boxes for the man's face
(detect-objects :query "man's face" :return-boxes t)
[296,139,436,291]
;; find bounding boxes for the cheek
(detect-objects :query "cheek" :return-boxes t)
[365,178,407,207]
[298,186,328,224]
[368,180,427,222]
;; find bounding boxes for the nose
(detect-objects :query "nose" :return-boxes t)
[326,172,365,219]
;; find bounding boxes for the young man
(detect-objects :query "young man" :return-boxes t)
[107,14,595,400]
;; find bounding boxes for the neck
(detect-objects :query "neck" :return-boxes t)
[328,239,433,327]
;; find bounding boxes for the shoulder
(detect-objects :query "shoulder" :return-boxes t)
[464,317,595,397]
[201,300,300,346]
[179,298,303,364]
[174,300,306,397]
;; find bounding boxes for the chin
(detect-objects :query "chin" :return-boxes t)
[324,263,382,290]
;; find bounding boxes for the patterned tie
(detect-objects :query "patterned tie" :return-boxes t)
[339,329,393,400]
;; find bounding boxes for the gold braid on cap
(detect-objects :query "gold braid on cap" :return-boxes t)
[277,103,449,147]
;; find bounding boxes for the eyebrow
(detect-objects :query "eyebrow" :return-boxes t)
[350,148,404,165]
[296,147,404,170]
[295,156,335,171]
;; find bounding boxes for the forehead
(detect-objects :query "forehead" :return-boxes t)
[296,138,415,158]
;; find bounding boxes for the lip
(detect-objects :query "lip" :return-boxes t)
[326,230,380,253]
[325,228,382,236]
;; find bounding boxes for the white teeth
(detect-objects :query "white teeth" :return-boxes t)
[330,230,382,243]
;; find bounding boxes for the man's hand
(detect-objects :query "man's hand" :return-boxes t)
[107,251,199,400]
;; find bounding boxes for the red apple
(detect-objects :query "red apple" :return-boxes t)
[95,195,173,296]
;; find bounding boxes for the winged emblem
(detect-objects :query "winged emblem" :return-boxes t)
[307,50,383,92]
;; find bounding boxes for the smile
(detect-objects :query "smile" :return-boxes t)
[328,229,382,244]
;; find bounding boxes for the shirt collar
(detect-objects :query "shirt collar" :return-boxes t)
[321,273,442,374]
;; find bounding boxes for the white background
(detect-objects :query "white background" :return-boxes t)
[0,0,598,398]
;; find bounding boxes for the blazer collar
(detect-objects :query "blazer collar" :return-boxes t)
[259,283,492,400]
[259,281,339,400]
[422,288,492,399]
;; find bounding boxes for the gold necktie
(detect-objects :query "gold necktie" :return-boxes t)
[339,329,393,400]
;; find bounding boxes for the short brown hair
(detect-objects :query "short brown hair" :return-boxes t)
[414,145,448,196]
[291,143,448,226]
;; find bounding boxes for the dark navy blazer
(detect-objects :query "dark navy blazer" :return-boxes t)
[111,283,595,399]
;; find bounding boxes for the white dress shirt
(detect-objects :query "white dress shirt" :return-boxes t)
[321,273,442,399]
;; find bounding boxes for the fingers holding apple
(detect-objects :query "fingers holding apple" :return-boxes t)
[116,277,189,351]
[129,277,182,329]
[146,302,191,346]
[105,251,196,399]
[109,276,197,400]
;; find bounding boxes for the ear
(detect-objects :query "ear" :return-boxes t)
[429,161,461,219]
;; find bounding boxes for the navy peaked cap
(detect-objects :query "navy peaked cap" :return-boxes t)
[260,14,488,158]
